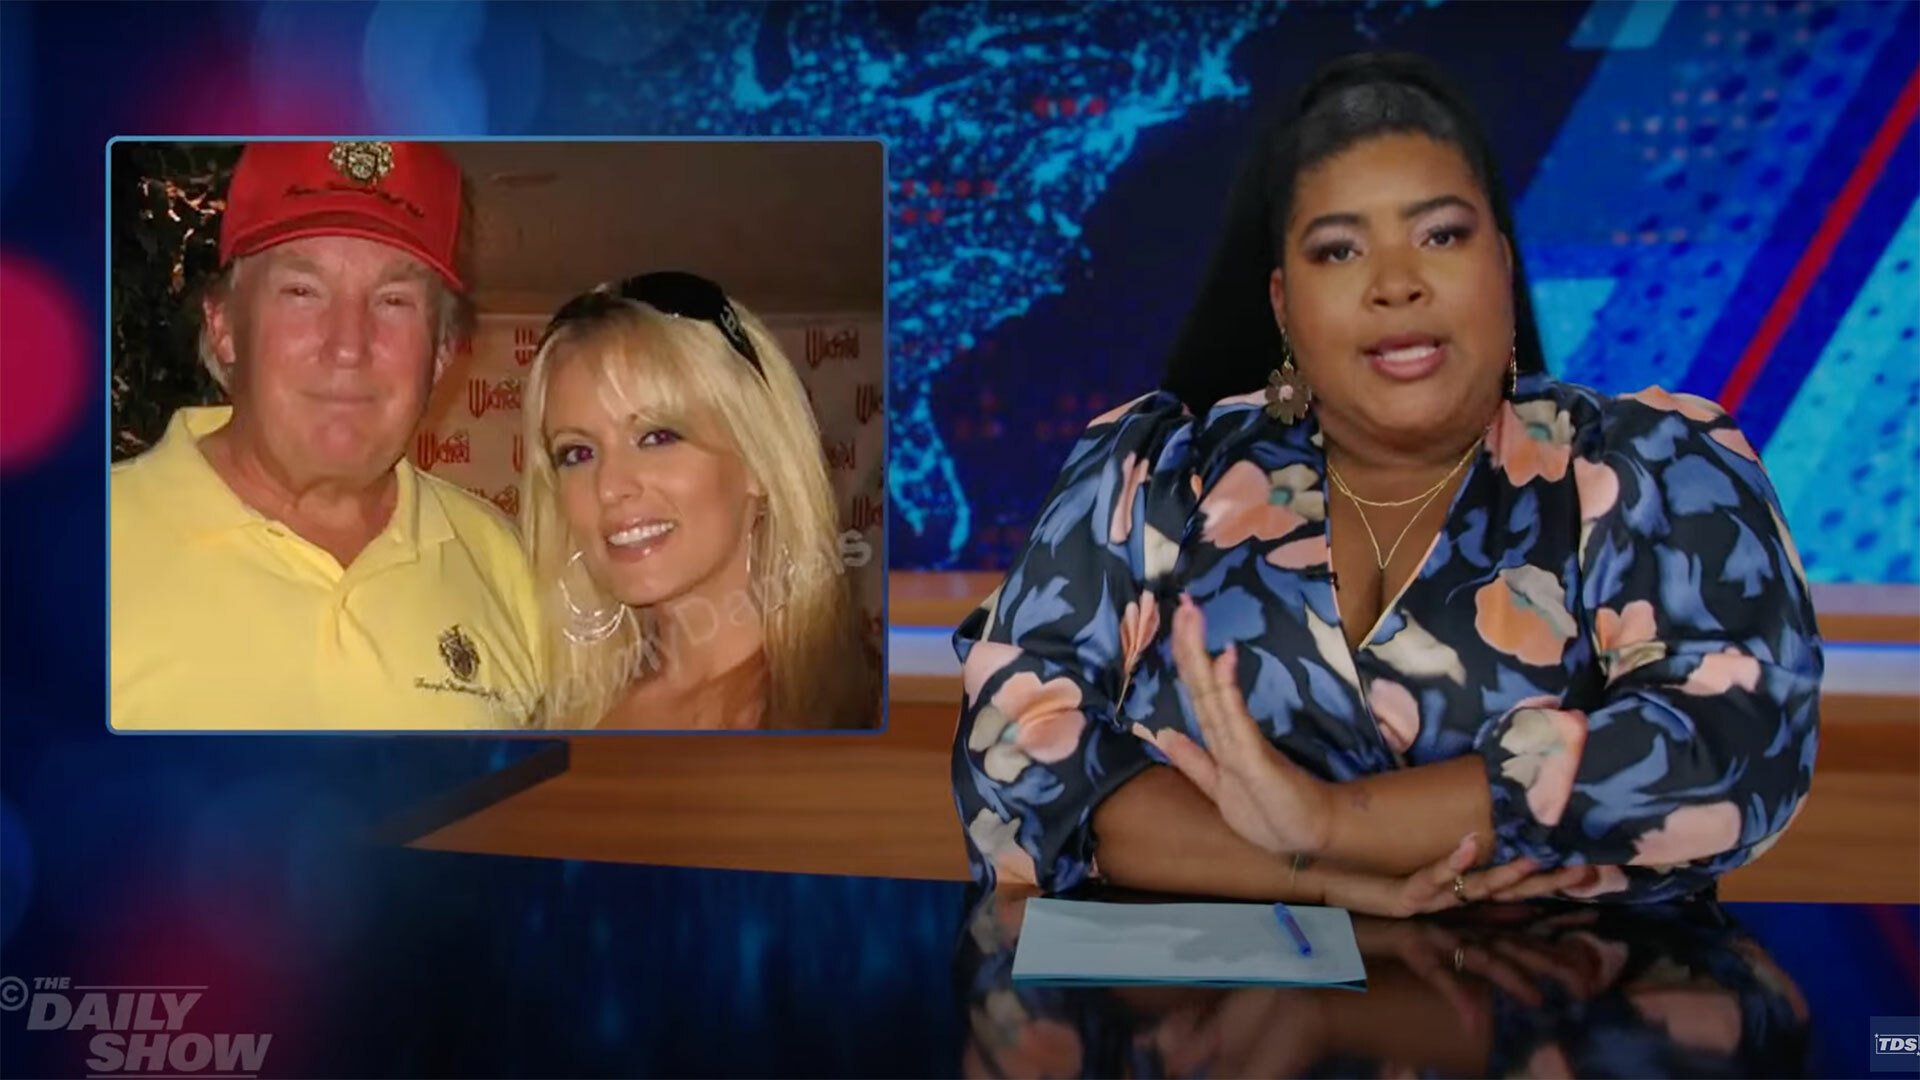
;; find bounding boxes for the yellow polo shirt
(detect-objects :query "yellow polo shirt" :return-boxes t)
[111,407,545,730]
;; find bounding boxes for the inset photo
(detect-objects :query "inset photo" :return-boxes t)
[110,139,885,732]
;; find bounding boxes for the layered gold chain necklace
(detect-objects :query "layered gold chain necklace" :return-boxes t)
[1326,437,1482,570]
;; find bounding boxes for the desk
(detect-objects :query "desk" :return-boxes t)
[407,701,1920,903]
[252,858,1920,1077]
[405,576,1920,904]
[9,847,1905,1077]
[961,889,1917,1079]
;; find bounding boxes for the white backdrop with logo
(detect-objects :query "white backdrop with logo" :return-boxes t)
[415,312,885,653]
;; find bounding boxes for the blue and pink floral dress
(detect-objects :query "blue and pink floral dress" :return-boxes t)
[950,374,1821,902]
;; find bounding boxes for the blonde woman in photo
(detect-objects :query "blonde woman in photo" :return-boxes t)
[521,271,876,730]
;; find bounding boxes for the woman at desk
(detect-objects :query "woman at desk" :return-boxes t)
[522,271,875,730]
[951,54,1821,914]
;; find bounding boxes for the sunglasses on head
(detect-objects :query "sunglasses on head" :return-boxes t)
[539,270,764,379]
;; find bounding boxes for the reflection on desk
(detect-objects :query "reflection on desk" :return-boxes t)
[15,845,1899,1077]
[960,891,1814,1079]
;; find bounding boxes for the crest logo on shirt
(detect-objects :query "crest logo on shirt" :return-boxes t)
[437,625,481,683]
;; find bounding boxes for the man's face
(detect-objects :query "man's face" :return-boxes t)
[207,234,446,488]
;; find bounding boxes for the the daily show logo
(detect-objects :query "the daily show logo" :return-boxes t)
[1,976,272,1075]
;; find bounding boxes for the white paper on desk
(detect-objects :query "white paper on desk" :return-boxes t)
[1012,899,1367,988]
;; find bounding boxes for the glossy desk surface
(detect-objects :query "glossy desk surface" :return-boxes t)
[957,890,1911,1079]
[12,848,1909,1078]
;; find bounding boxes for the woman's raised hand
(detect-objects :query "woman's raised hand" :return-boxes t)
[1135,592,1336,860]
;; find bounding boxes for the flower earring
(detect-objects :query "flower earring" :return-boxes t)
[1265,333,1312,424]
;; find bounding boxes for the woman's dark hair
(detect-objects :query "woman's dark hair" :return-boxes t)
[1162,52,1548,413]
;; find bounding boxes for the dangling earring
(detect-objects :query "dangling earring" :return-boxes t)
[559,550,626,644]
[748,499,789,615]
[1506,344,1519,398]
[746,498,763,587]
[1265,333,1312,424]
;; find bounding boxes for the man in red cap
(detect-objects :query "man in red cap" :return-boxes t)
[111,141,543,730]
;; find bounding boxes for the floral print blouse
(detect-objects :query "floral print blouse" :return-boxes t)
[950,374,1822,902]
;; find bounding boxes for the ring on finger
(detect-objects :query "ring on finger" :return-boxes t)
[1453,947,1465,973]
[1452,875,1469,902]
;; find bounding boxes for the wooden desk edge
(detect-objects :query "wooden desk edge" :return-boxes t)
[375,741,572,847]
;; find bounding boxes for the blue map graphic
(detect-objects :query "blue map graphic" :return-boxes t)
[525,2,1603,565]
[20,0,1909,581]
[510,0,1919,579]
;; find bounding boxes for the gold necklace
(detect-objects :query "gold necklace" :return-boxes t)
[1327,437,1481,508]
[1327,439,1482,570]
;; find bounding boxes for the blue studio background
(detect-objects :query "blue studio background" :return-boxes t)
[0,1,1915,1077]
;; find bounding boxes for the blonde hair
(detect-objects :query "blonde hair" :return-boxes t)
[521,296,875,730]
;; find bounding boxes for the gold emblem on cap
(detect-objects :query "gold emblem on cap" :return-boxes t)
[329,141,395,184]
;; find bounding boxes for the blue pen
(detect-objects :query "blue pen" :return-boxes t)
[1272,903,1314,957]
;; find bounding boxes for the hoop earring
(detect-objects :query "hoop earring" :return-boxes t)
[559,550,626,645]
[1265,334,1312,424]
[748,503,790,616]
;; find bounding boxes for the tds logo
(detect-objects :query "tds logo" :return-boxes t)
[1873,1017,1920,1072]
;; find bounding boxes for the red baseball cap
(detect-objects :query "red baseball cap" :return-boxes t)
[219,141,466,292]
